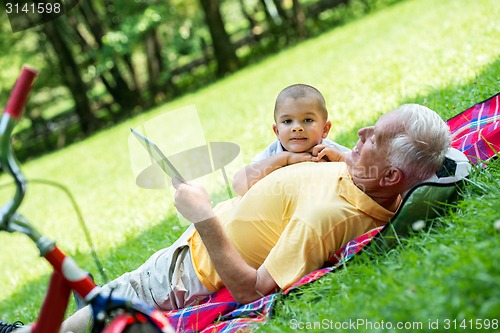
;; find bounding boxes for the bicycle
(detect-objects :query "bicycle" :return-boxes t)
[0,66,175,333]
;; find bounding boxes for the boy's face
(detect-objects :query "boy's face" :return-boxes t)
[273,97,331,153]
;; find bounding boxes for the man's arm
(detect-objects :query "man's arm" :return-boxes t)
[232,151,314,196]
[173,181,279,303]
[195,217,279,303]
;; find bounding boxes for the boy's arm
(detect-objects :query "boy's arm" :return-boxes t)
[232,151,314,196]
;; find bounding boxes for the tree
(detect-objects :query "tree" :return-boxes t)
[238,0,261,42]
[271,0,289,23]
[198,0,240,76]
[42,19,98,134]
[291,0,307,39]
[76,1,142,113]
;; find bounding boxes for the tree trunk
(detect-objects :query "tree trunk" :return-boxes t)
[103,0,141,94]
[145,28,172,104]
[43,20,98,134]
[272,0,289,23]
[292,0,307,39]
[77,1,142,113]
[238,0,261,41]
[198,0,240,77]
[260,0,279,26]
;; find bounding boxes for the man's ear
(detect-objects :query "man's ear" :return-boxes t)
[380,167,404,187]
[272,124,279,137]
[322,120,332,138]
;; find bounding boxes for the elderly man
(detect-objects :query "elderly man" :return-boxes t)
[62,104,450,332]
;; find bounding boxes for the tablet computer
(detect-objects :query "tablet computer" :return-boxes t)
[130,128,186,183]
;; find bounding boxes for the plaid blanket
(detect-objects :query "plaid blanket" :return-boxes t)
[448,93,500,163]
[163,227,383,332]
[162,94,500,332]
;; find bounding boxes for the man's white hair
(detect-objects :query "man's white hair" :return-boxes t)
[387,104,451,189]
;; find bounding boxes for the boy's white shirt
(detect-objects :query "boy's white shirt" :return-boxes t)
[252,139,351,163]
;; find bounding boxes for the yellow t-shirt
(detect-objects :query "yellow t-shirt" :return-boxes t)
[188,162,397,291]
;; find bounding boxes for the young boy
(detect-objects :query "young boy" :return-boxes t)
[232,84,350,196]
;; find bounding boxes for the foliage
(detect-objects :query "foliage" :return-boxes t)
[1,0,406,162]
[0,0,499,329]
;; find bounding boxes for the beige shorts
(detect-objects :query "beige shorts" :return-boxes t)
[102,226,211,310]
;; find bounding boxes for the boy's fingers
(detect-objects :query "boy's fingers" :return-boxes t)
[317,148,326,160]
[310,145,323,156]
[308,146,316,155]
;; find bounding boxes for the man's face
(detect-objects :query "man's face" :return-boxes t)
[345,111,403,187]
[273,97,331,153]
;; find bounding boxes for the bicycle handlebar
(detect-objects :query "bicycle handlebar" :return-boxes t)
[0,66,38,230]
[5,66,38,119]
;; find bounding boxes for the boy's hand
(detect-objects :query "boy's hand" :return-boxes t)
[173,178,215,223]
[310,145,346,162]
[285,151,315,165]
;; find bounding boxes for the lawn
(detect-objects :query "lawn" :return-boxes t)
[1,0,499,330]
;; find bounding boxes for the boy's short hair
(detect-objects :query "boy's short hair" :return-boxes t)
[274,84,328,121]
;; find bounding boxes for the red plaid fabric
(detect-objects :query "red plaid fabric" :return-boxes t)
[447,93,500,164]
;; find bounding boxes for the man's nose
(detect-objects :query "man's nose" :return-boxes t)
[357,127,366,141]
[357,126,371,142]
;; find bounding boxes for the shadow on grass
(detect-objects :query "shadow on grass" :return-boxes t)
[2,58,499,324]
[332,57,500,149]
[408,58,500,120]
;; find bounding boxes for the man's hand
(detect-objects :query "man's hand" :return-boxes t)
[310,145,346,162]
[173,178,215,223]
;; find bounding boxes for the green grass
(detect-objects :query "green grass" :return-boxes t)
[0,0,499,329]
